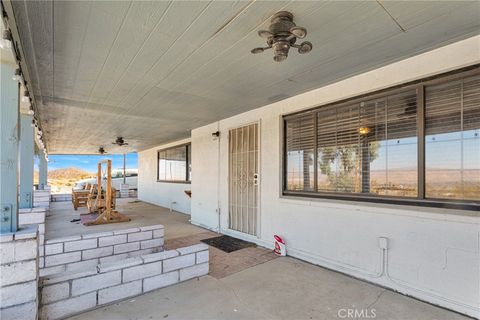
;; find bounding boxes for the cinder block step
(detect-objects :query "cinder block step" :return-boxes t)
[39,232,209,319]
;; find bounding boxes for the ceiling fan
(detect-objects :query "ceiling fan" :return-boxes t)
[251,11,312,62]
[112,137,128,146]
[98,147,107,155]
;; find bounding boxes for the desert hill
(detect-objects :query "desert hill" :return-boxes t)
[47,167,95,193]
[48,167,93,180]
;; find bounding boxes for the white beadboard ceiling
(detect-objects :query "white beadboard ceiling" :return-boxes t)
[10,0,480,154]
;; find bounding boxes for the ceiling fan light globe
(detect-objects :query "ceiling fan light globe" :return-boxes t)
[290,26,307,39]
[274,54,287,62]
[298,41,312,54]
[258,30,273,39]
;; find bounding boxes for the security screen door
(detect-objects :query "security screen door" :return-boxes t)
[228,123,259,236]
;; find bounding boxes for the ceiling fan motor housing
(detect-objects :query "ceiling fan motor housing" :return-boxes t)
[269,11,296,35]
[113,137,128,146]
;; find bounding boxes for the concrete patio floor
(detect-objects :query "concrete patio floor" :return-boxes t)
[47,199,469,320]
[69,256,468,320]
[46,198,279,279]
[46,198,203,240]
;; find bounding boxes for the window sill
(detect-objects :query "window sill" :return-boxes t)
[157,180,191,184]
[281,191,480,214]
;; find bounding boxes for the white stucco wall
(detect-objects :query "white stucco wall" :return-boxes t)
[190,36,480,317]
[138,138,192,215]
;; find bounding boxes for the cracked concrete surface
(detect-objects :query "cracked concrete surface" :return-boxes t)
[68,257,468,320]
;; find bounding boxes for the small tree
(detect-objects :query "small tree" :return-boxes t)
[318,140,379,192]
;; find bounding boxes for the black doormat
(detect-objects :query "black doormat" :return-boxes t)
[201,235,256,253]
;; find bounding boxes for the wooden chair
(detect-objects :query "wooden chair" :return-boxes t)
[72,188,90,210]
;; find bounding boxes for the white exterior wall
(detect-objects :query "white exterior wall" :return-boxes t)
[190,36,480,317]
[138,138,191,214]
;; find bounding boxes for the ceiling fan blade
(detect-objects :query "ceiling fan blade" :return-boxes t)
[298,41,312,54]
[290,26,307,39]
[251,47,265,54]
[258,30,273,39]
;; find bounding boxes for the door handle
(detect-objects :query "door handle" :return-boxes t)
[253,173,259,186]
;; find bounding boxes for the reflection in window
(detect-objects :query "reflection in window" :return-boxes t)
[158,144,191,182]
[285,90,418,196]
[286,114,315,191]
[284,70,479,206]
[425,76,480,200]
[315,90,417,196]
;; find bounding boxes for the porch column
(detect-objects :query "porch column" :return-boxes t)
[38,149,48,190]
[19,114,34,208]
[0,63,20,233]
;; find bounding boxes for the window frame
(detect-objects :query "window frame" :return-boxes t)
[157,143,191,184]
[281,65,480,211]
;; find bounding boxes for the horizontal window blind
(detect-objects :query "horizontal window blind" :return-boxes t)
[283,67,479,208]
[425,74,480,201]
[285,113,315,191]
[314,90,417,196]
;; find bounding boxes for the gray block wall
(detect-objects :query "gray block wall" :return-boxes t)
[0,226,39,320]
[40,225,165,277]
[39,243,209,320]
[33,189,50,209]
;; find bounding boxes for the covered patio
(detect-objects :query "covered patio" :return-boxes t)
[1,1,479,319]
[48,199,469,320]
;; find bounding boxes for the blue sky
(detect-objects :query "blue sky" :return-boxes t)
[45,153,138,173]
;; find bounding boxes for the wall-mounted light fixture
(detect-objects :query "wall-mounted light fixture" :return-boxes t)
[21,90,30,103]
[12,68,22,82]
[0,29,12,49]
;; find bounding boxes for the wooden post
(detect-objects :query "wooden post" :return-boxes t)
[123,154,126,185]
[97,162,102,210]
[106,160,112,212]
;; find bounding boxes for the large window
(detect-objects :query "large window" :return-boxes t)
[157,144,191,183]
[283,68,479,209]
[425,76,480,200]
